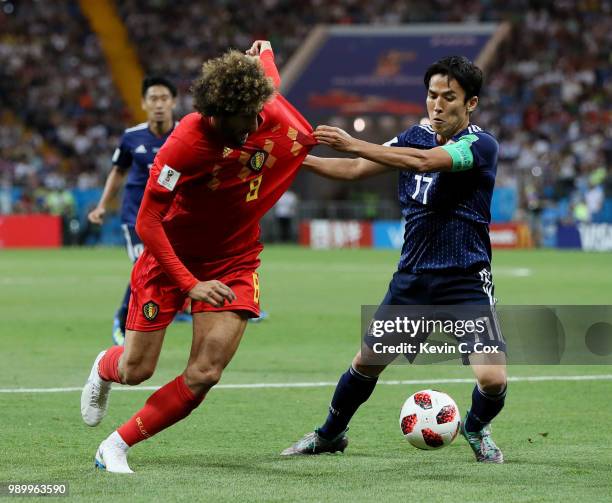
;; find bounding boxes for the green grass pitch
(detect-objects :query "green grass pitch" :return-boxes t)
[0,247,611,502]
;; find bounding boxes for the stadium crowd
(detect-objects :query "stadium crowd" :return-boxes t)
[1,0,610,223]
[481,2,612,222]
[0,1,127,215]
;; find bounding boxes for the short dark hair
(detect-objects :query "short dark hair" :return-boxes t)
[142,76,177,97]
[424,56,483,102]
[191,50,275,117]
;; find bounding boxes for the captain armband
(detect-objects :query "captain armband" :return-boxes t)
[441,134,479,172]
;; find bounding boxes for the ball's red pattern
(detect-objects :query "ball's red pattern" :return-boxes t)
[436,404,457,424]
[422,428,444,448]
[413,392,432,410]
[401,413,418,434]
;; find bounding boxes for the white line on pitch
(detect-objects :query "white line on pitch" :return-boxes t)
[1,374,611,394]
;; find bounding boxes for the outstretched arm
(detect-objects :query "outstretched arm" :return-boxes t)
[314,125,455,173]
[246,40,280,89]
[302,155,391,180]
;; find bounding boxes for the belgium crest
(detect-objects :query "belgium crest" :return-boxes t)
[143,301,159,321]
[249,150,266,172]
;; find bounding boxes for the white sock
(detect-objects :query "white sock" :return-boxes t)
[108,430,129,452]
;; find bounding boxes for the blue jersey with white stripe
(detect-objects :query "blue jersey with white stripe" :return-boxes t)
[387,123,499,273]
[112,122,175,224]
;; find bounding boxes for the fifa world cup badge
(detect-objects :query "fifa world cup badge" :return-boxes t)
[142,301,159,321]
[157,164,181,191]
[249,151,266,172]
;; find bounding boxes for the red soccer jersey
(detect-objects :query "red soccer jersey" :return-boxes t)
[136,50,315,293]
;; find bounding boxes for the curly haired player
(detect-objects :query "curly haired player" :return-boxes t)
[81,41,315,473]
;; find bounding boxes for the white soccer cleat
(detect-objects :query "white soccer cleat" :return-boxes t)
[94,431,134,474]
[81,350,112,427]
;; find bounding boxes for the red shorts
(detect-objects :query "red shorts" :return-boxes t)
[126,249,261,332]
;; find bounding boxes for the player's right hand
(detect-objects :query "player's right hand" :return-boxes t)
[188,280,237,307]
[246,40,273,57]
[313,125,357,152]
[88,206,106,224]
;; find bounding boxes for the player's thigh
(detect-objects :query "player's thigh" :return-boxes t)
[127,249,187,331]
[120,328,166,383]
[183,311,248,390]
[354,276,425,376]
[188,311,249,368]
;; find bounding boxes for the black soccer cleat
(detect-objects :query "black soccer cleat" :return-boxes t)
[281,428,349,456]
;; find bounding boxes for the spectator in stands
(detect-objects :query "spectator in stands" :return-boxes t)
[0,0,610,228]
[44,182,77,244]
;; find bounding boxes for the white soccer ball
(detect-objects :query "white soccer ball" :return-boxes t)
[399,389,461,450]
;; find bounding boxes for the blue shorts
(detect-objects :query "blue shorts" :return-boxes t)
[382,267,497,306]
[364,267,506,364]
[121,224,144,264]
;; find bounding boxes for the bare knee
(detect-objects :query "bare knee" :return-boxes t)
[352,351,386,379]
[120,361,156,385]
[184,364,223,391]
[477,371,507,394]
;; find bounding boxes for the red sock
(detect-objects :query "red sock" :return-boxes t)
[97,346,124,383]
[117,375,204,446]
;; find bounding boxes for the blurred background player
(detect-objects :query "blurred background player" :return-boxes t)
[284,56,507,463]
[80,41,316,473]
[87,76,184,345]
[275,189,298,242]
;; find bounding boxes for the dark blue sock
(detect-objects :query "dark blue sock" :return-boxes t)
[464,384,507,433]
[117,285,131,333]
[318,367,378,440]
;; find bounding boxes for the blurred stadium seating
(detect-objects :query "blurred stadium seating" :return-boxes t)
[0,0,610,247]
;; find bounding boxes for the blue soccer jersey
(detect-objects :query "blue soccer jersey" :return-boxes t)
[386,123,499,273]
[112,122,175,225]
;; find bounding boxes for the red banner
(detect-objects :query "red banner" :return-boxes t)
[299,220,532,250]
[0,214,62,248]
[489,223,533,249]
[300,220,372,249]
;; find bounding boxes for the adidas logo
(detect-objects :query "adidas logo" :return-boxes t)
[135,145,147,154]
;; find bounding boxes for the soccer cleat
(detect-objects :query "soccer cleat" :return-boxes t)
[81,351,112,427]
[248,310,269,323]
[461,413,504,463]
[280,428,348,456]
[174,310,192,323]
[112,314,125,346]
[95,431,133,474]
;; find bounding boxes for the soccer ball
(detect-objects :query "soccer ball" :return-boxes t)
[399,389,461,450]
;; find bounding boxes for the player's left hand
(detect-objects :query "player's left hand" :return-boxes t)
[313,125,356,152]
[246,40,273,57]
